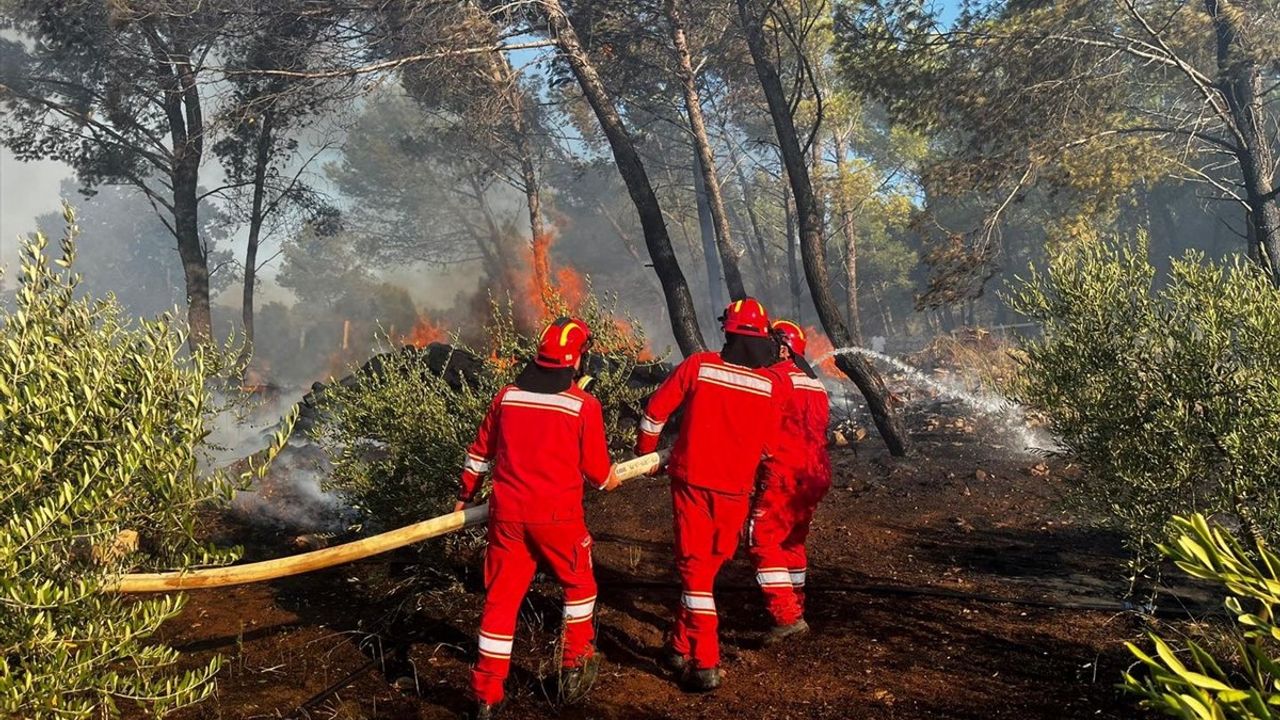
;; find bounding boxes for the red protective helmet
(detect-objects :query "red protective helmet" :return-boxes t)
[535,316,592,368]
[719,297,770,337]
[772,320,807,356]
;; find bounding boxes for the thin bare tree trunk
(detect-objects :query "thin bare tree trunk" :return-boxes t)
[694,153,726,314]
[831,130,863,344]
[739,0,909,455]
[783,180,802,321]
[240,110,275,364]
[540,0,706,354]
[665,0,746,300]
[730,152,776,299]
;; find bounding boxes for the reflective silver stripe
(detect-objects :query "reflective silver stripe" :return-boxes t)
[790,570,807,586]
[564,596,596,622]
[681,592,716,612]
[464,454,491,474]
[790,375,826,392]
[639,414,664,434]
[696,365,773,397]
[477,632,513,657]
[501,389,584,416]
[755,569,792,587]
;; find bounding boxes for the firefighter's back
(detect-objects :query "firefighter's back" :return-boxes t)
[666,351,784,495]
[488,383,601,523]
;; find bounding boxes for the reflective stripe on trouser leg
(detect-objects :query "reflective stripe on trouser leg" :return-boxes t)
[671,482,750,670]
[472,522,538,705]
[524,521,598,668]
[747,493,804,626]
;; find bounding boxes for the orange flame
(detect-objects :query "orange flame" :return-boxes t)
[401,315,447,348]
[803,325,841,378]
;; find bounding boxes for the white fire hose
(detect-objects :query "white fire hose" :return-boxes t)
[109,450,668,593]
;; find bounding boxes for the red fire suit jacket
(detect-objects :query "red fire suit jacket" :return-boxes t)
[459,384,612,523]
[635,351,788,495]
[759,360,831,491]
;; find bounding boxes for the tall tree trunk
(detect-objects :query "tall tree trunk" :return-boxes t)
[783,181,802,320]
[665,0,746,300]
[540,0,706,354]
[1207,0,1280,284]
[488,51,552,291]
[831,130,863,344]
[738,0,910,455]
[158,50,211,349]
[694,153,726,314]
[241,110,275,364]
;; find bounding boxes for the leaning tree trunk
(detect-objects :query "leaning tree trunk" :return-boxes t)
[241,110,275,364]
[738,0,909,455]
[1207,0,1280,284]
[540,0,706,355]
[665,0,746,301]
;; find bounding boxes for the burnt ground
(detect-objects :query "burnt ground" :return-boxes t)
[148,405,1168,720]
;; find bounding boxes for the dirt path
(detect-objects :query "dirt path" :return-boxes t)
[157,415,1150,720]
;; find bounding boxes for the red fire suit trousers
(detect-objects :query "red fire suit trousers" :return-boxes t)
[747,471,829,626]
[471,520,597,705]
[669,481,752,671]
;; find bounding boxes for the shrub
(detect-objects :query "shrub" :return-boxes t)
[1124,514,1280,719]
[312,292,656,530]
[1006,235,1280,581]
[0,207,290,718]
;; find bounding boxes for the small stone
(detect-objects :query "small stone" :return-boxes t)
[1026,463,1050,477]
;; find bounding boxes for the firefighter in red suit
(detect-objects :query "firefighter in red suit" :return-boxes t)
[455,317,620,719]
[635,298,788,692]
[748,320,831,644]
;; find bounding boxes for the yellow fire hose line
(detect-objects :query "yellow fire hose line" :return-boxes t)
[108,450,668,593]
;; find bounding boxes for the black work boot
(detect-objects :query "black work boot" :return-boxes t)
[559,653,601,705]
[763,618,810,646]
[659,645,689,674]
[683,666,722,693]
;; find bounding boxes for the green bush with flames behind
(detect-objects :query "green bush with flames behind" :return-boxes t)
[0,206,292,719]
[1007,234,1280,585]
[311,291,657,530]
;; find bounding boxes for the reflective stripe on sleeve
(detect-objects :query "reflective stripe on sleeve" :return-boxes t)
[563,596,596,623]
[755,568,792,587]
[790,569,807,587]
[477,631,514,658]
[639,414,664,435]
[464,454,491,474]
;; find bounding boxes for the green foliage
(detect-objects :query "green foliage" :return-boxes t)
[312,290,655,529]
[1007,235,1280,578]
[0,206,292,718]
[1125,514,1280,719]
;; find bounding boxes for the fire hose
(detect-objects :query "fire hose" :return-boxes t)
[109,450,668,593]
